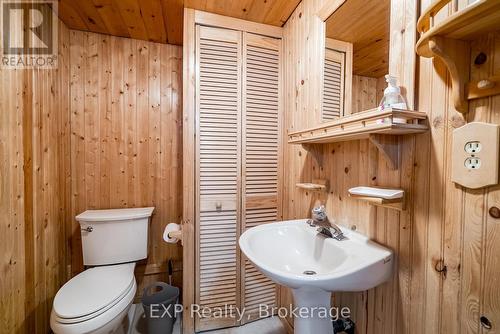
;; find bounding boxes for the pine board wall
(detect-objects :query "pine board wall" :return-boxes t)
[0,19,71,334]
[1,23,183,334]
[68,31,183,299]
[282,0,500,333]
[414,1,500,333]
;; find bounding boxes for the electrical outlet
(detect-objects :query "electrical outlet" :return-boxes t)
[452,122,500,189]
[464,157,481,170]
[464,141,482,154]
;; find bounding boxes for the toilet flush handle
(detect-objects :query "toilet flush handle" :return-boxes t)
[81,226,93,233]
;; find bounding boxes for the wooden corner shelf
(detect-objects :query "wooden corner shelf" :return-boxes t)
[296,179,328,192]
[296,183,327,191]
[416,0,500,113]
[288,108,428,169]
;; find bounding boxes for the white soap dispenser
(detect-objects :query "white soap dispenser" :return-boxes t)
[378,75,408,124]
[378,75,407,111]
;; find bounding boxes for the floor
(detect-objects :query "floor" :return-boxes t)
[127,304,287,334]
[198,316,286,334]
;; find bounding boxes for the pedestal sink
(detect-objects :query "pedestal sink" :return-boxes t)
[238,219,393,334]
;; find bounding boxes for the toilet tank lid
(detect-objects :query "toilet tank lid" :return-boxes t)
[76,207,155,222]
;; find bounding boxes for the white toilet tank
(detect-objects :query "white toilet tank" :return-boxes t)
[76,207,154,266]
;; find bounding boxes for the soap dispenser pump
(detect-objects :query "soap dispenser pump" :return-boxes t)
[378,75,407,111]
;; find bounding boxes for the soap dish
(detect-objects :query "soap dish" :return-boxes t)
[348,186,405,211]
[348,186,404,199]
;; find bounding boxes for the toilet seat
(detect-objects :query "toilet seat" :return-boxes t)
[50,280,136,334]
[53,279,135,324]
[52,263,135,323]
[51,263,136,334]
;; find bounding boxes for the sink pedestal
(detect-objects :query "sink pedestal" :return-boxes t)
[291,287,333,334]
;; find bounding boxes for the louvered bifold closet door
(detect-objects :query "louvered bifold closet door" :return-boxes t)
[322,48,345,121]
[195,26,242,332]
[241,32,281,323]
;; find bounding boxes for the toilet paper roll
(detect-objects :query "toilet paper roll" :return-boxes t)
[163,223,181,243]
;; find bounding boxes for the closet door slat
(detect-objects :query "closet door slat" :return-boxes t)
[196,25,241,332]
[322,48,345,121]
[241,33,281,324]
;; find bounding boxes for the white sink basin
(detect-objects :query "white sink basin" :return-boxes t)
[239,219,393,333]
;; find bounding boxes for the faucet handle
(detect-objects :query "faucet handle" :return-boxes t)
[311,205,327,221]
[312,205,325,214]
[306,219,316,227]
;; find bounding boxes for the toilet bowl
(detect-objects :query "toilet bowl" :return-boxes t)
[50,263,136,334]
[50,207,154,334]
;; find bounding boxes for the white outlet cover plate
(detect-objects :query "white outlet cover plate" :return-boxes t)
[451,122,500,189]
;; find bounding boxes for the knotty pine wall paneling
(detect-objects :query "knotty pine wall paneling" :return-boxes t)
[68,31,183,297]
[414,2,500,334]
[0,36,29,334]
[0,18,71,334]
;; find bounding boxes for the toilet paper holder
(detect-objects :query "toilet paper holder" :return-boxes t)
[163,221,184,245]
[168,229,183,241]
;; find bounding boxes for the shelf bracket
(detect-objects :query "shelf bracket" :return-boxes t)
[301,143,324,168]
[369,134,400,170]
[427,36,470,114]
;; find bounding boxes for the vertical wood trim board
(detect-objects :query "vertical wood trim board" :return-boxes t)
[182,7,197,334]
[68,31,183,299]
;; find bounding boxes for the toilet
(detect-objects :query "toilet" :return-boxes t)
[50,207,155,334]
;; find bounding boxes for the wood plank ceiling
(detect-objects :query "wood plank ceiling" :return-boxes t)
[325,0,390,78]
[57,0,301,45]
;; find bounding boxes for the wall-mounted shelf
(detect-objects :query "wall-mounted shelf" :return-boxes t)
[416,0,500,113]
[288,108,428,169]
[296,179,328,192]
[296,183,326,191]
[348,186,405,211]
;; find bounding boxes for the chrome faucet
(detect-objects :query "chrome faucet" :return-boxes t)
[306,205,345,241]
